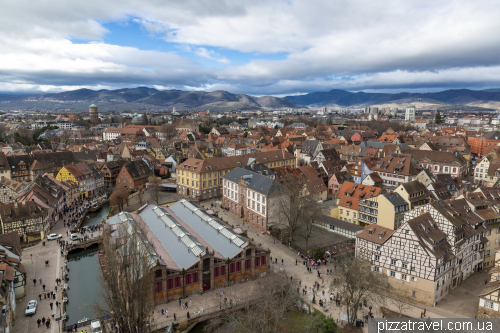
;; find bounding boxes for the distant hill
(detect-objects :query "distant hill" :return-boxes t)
[285,89,500,110]
[0,87,303,111]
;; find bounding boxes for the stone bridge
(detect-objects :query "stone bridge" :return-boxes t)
[66,236,103,252]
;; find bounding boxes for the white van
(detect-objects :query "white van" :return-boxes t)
[91,320,102,333]
[69,234,79,241]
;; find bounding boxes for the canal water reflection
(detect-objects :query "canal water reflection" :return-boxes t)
[81,202,110,228]
[66,203,109,325]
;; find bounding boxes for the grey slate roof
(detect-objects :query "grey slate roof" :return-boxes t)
[382,193,408,207]
[223,167,283,196]
[169,200,247,259]
[301,140,320,156]
[315,214,364,232]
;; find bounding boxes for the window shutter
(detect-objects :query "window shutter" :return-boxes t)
[495,303,499,312]
[395,273,401,280]
[406,275,410,282]
[372,254,375,260]
[387,270,390,277]
[371,266,375,272]
[480,299,485,307]
[413,277,417,282]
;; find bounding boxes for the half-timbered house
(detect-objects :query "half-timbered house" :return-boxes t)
[356,212,454,305]
[402,201,486,288]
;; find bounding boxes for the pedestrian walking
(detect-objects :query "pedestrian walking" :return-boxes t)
[421,311,423,318]
[42,317,45,325]
[185,302,188,309]
[37,318,41,327]
[33,279,36,285]
[296,259,297,265]
[424,308,426,317]
[190,298,192,305]
[39,278,42,284]
[50,302,53,310]
[161,308,164,315]
[39,294,42,301]
[56,301,59,308]
[174,313,176,321]
[187,312,190,319]
[44,292,46,299]
[43,284,45,291]
[179,298,182,307]
[281,259,284,265]
[166,309,168,318]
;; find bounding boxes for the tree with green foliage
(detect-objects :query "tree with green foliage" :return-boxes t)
[142,112,148,125]
[328,119,333,126]
[274,124,279,129]
[313,247,324,261]
[243,131,248,138]
[435,111,443,124]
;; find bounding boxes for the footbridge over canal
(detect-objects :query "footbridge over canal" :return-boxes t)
[66,236,103,252]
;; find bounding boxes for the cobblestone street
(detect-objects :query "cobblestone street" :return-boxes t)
[12,198,484,333]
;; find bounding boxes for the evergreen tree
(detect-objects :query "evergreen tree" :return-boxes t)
[142,112,148,125]
[435,111,443,124]
[313,247,325,260]
[243,131,248,138]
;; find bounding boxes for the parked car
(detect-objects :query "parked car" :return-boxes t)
[25,300,37,316]
[47,234,62,241]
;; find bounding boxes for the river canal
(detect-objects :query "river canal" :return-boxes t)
[65,203,109,326]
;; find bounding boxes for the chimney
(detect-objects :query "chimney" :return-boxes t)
[429,198,433,203]
[420,209,424,216]
[14,202,18,209]
[22,201,26,205]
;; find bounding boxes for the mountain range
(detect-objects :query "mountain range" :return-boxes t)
[284,89,500,110]
[0,87,302,111]
[1,87,500,111]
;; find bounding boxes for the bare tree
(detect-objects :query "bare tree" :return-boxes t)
[204,273,300,333]
[110,187,129,212]
[330,252,386,327]
[136,188,144,206]
[60,129,71,143]
[92,217,155,333]
[149,177,161,205]
[391,290,411,318]
[301,201,322,251]
[160,123,177,141]
[269,174,317,242]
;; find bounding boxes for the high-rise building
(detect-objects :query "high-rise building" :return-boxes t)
[405,106,416,122]
[89,104,99,125]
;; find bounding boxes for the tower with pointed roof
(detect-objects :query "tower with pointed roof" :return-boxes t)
[89,104,99,125]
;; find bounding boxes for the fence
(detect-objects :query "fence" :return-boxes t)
[287,239,355,260]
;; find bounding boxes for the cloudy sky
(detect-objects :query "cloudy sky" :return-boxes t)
[2,0,500,95]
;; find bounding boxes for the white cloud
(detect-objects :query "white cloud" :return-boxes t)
[1,0,500,94]
[194,48,230,64]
